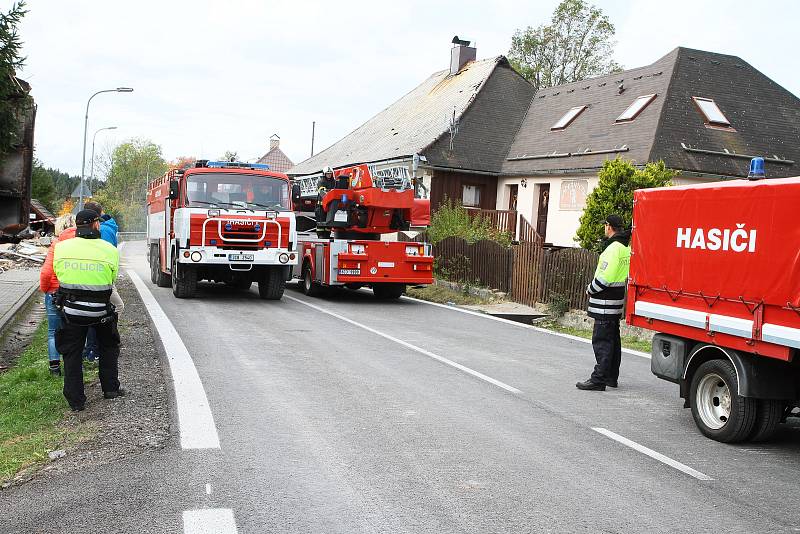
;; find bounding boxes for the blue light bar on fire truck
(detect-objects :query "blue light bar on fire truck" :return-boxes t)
[206,161,271,170]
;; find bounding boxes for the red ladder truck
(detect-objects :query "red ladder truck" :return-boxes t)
[290,163,433,299]
[627,159,800,442]
[146,160,297,299]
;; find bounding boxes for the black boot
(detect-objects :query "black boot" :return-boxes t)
[49,362,62,377]
[576,379,605,391]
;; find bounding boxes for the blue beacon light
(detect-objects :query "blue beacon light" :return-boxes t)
[748,157,765,180]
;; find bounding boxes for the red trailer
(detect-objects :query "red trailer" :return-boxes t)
[627,174,800,442]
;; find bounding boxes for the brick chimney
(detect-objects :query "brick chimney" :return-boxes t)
[450,36,476,75]
[269,133,280,151]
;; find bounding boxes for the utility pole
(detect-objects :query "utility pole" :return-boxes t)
[310,121,316,157]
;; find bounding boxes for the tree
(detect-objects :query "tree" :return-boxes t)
[220,150,238,162]
[0,1,29,160]
[31,158,56,212]
[93,138,168,231]
[508,0,621,91]
[170,155,196,170]
[575,159,676,252]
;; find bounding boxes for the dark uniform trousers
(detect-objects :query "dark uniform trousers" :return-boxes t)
[590,318,621,385]
[55,316,121,407]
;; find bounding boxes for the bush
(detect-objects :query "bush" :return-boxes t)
[428,199,512,246]
[546,291,571,317]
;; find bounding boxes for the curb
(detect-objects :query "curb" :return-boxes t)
[0,282,40,338]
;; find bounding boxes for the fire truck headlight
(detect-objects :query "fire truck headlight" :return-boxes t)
[190,251,202,262]
[208,209,220,217]
[279,253,289,264]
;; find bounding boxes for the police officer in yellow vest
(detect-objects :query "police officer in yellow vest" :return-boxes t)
[577,214,631,391]
[54,210,122,411]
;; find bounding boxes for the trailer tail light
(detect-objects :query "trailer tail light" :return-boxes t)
[405,245,423,256]
[279,253,289,264]
[350,244,366,254]
[183,251,190,258]
[413,264,432,271]
[191,251,202,262]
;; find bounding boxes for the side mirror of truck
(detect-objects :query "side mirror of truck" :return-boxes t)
[168,180,180,200]
[291,184,301,204]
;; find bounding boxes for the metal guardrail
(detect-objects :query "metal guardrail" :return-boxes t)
[117,232,146,242]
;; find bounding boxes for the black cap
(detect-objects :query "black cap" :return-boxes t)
[604,214,624,230]
[76,209,100,225]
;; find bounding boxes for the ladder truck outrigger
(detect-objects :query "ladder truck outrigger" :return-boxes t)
[146,160,298,299]
[290,164,433,299]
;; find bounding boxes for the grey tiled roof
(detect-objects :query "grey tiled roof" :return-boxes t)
[289,57,520,176]
[256,147,294,173]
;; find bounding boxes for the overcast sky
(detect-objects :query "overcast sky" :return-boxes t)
[17,0,800,178]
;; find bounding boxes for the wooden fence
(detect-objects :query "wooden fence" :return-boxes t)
[430,235,598,310]
[464,208,517,237]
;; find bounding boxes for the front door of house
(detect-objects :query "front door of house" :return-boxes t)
[537,184,550,240]
[508,185,518,211]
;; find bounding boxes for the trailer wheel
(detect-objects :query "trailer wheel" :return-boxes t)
[372,283,405,300]
[171,254,197,298]
[258,267,285,300]
[302,262,323,297]
[151,245,171,287]
[748,399,784,442]
[689,359,756,443]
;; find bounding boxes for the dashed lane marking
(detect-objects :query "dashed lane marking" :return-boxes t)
[593,427,713,481]
[183,508,237,534]
[128,269,221,449]
[285,295,522,394]
[401,294,652,360]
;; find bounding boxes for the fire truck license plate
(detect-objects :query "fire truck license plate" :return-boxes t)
[339,269,360,275]
[229,254,254,261]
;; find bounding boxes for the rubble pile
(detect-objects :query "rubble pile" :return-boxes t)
[0,239,49,272]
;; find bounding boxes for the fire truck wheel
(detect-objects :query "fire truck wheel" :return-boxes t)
[171,254,197,298]
[749,399,785,442]
[689,359,757,443]
[151,245,171,287]
[372,283,405,300]
[258,267,285,300]
[301,262,323,297]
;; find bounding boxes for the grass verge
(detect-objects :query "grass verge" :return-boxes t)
[406,284,496,306]
[0,320,97,483]
[538,320,653,353]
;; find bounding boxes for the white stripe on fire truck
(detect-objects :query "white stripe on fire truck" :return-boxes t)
[285,295,522,394]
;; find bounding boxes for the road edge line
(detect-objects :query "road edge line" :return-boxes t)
[183,508,238,534]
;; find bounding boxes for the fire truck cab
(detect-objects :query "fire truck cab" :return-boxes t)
[146,160,297,299]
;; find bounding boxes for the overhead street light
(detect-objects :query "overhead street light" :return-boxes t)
[89,126,118,197]
[79,87,134,210]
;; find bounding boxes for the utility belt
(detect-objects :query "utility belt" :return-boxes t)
[54,289,117,326]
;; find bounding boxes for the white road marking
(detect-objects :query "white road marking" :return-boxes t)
[285,295,521,394]
[592,427,713,481]
[401,295,652,359]
[183,509,237,534]
[205,483,212,495]
[128,269,221,449]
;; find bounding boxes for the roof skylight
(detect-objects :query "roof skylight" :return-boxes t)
[616,94,657,122]
[693,97,731,127]
[551,105,587,130]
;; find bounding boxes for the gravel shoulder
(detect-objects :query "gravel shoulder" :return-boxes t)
[3,273,172,487]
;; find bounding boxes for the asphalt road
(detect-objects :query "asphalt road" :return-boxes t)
[3,240,800,533]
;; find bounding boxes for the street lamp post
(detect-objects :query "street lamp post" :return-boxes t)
[79,87,133,211]
[89,126,118,198]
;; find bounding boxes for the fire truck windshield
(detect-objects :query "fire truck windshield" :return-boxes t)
[186,173,290,211]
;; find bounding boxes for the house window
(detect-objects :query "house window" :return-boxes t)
[692,97,732,127]
[616,94,657,122]
[462,184,482,207]
[551,105,587,130]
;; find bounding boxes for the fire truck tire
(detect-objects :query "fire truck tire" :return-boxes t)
[302,262,323,297]
[372,283,405,300]
[748,399,785,442]
[258,267,285,300]
[150,245,171,287]
[171,255,197,298]
[689,359,757,443]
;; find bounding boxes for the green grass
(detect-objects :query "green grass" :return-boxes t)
[0,321,97,482]
[406,284,496,306]
[539,320,653,353]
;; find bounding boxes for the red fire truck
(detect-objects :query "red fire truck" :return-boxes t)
[146,160,297,299]
[290,163,433,298]
[627,162,800,442]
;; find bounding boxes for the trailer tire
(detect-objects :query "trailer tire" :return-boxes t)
[302,262,323,297]
[258,267,285,300]
[171,254,197,298]
[689,359,756,443]
[372,283,405,300]
[748,399,784,442]
[151,245,171,287]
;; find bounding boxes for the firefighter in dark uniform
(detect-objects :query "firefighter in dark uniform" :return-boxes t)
[53,209,123,411]
[317,166,342,226]
[576,214,631,391]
